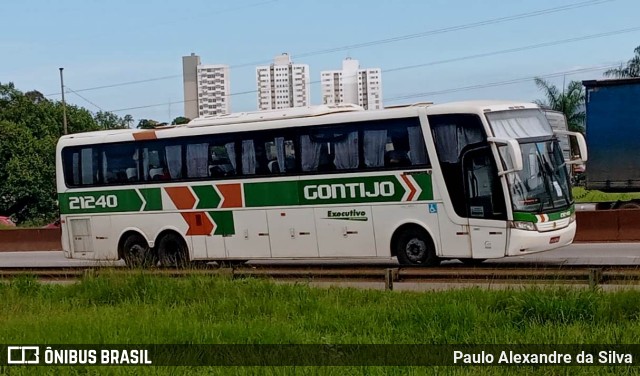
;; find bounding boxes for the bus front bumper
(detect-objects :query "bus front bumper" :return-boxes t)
[506,221,576,256]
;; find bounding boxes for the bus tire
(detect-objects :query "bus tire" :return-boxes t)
[394,226,439,266]
[122,234,156,268]
[157,232,189,268]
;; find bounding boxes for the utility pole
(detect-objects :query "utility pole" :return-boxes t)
[59,68,68,135]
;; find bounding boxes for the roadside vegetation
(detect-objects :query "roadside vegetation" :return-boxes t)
[1,274,639,374]
[573,187,640,203]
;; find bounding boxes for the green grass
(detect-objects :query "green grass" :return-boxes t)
[573,187,640,203]
[2,274,640,375]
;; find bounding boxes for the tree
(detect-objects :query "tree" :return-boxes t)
[137,119,159,129]
[123,114,134,128]
[171,116,190,125]
[25,90,47,104]
[0,82,99,137]
[0,121,57,223]
[0,82,101,224]
[604,46,640,78]
[94,110,126,129]
[534,77,585,133]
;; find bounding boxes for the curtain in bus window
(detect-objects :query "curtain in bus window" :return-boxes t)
[432,124,483,163]
[489,112,550,139]
[457,125,483,153]
[334,131,359,170]
[242,140,256,175]
[225,142,236,171]
[364,129,387,167]
[300,135,321,171]
[72,152,80,185]
[81,148,94,185]
[275,137,285,172]
[101,151,109,183]
[407,126,428,165]
[187,143,208,178]
[165,145,182,179]
[432,125,458,163]
[142,148,150,181]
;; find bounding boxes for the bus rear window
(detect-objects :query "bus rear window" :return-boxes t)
[63,147,99,187]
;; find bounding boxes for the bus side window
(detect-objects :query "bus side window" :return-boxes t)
[362,119,429,169]
[208,142,236,178]
[186,143,209,178]
[102,144,138,184]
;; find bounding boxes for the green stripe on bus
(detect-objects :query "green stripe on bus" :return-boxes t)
[412,173,434,201]
[244,181,299,207]
[513,212,537,222]
[59,190,143,214]
[297,176,405,205]
[59,173,436,214]
[193,185,221,209]
[139,188,162,211]
[513,206,575,223]
[209,211,235,236]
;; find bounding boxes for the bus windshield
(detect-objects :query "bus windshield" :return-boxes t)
[503,140,572,212]
[485,108,573,213]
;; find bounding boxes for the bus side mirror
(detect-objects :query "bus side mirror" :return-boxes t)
[487,137,523,176]
[553,130,588,164]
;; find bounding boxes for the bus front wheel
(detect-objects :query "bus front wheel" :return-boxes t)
[394,227,439,266]
[157,233,189,268]
[122,234,156,268]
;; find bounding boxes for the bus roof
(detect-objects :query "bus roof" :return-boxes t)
[57,100,540,147]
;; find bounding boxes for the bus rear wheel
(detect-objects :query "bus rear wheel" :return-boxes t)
[122,234,156,268]
[394,227,439,266]
[157,233,189,268]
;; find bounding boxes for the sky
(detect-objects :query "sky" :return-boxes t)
[2,0,640,124]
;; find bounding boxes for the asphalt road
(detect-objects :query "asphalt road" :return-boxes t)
[0,243,639,267]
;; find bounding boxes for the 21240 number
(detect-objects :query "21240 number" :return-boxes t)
[68,195,118,210]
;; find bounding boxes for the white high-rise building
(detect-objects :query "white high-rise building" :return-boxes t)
[182,53,201,120]
[256,53,310,110]
[196,64,231,117]
[182,54,231,119]
[321,58,383,110]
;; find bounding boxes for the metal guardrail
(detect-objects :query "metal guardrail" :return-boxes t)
[2,265,640,290]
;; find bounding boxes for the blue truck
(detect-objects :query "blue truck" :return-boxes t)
[583,78,640,209]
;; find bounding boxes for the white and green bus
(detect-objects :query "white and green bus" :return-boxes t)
[56,101,587,267]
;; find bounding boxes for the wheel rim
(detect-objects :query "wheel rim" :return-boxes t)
[126,244,146,262]
[405,237,427,263]
[131,244,145,255]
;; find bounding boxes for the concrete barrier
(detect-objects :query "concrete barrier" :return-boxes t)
[0,228,62,252]
[0,210,638,252]
[575,209,640,242]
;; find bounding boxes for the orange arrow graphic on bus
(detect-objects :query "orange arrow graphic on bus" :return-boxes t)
[217,183,243,208]
[181,212,215,236]
[165,186,196,210]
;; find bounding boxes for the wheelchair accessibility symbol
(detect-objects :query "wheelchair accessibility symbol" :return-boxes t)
[428,203,438,214]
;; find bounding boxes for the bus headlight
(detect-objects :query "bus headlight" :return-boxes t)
[569,213,576,223]
[509,221,536,231]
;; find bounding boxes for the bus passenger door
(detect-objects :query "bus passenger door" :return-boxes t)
[462,147,507,258]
